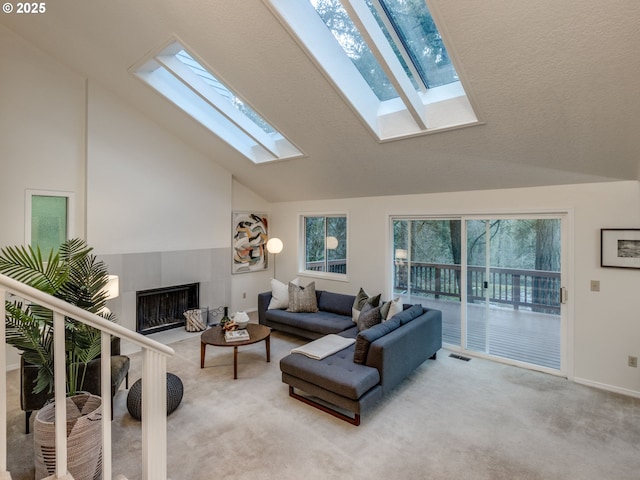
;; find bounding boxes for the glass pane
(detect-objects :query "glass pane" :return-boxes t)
[310,0,399,101]
[392,218,461,345]
[466,219,489,352]
[31,195,67,253]
[305,217,326,271]
[376,0,458,88]
[466,219,561,369]
[326,216,347,274]
[175,50,277,135]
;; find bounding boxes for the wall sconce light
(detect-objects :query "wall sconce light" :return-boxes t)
[266,238,284,279]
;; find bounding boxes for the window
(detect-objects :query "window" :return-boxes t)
[26,190,74,253]
[130,37,304,164]
[301,214,348,277]
[264,0,480,140]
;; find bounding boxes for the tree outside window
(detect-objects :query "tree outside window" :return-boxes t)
[303,215,347,275]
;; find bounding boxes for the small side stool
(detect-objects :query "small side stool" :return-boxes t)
[126,372,183,421]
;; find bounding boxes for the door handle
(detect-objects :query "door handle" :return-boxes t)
[560,287,568,304]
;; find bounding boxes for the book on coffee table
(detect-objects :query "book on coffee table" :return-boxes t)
[225,329,250,342]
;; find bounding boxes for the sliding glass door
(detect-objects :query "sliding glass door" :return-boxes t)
[392,215,565,372]
[465,218,562,369]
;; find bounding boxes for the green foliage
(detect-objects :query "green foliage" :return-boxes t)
[1,238,114,395]
[305,215,347,272]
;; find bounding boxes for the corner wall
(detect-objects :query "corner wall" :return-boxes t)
[86,82,233,333]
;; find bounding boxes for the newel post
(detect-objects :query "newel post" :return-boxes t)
[142,349,168,480]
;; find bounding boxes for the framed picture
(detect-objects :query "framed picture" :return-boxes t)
[232,212,269,274]
[601,229,640,269]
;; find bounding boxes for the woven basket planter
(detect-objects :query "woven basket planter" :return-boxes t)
[34,393,103,480]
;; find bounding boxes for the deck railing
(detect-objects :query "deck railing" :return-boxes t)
[305,259,347,274]
[305,259,560,313]
[394,262,561,314]
[0,273,174,480]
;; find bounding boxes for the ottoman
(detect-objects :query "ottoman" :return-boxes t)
[127,372,183,420]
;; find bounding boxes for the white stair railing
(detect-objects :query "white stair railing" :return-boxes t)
[0,273,175,480]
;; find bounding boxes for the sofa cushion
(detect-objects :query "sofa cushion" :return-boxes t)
[318,291,355,317]
[281,346,380,400]
[389,304,424,325]
[266,309,354,335]
[353,316,402,364]
[287,282,319,313]
[356,303,382,332]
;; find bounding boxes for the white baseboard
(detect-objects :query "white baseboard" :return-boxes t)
[574,377,640,398]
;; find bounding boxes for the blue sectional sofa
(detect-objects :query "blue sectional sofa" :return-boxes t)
[258,289,442,425]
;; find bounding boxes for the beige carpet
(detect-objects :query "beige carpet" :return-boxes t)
[6,323,640,480]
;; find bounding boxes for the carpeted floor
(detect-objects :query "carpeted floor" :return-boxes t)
[6,323,640,480]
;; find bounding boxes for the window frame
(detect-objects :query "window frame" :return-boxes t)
[25,189,75,251]
[298,212,349,281]
[263,0,481,141]
[130,36,304,164]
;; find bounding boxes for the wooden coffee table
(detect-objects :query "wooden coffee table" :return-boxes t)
[200,323,271,379]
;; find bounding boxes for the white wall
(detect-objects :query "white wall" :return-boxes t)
[0,24,86,247]
[86,82,231,253]
[0,25,88,368]
[268,181,640,396]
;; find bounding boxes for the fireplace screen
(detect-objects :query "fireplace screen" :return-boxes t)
[136,283,199,335]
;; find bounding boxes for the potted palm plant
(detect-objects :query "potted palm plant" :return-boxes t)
[1,238,115,480]
[1,237,114,395]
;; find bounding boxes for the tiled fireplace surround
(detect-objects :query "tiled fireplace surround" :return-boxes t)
[98,248,231,347]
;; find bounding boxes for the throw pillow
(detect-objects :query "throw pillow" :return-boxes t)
[351,288,381,323]
[353,317,402,364]
[287,281,319,313]
[383,297,403,320]
[356,302,382,332]
[268,277,300,310]
[353,334,369,364]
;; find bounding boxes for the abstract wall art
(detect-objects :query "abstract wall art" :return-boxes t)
[232,212,268,274]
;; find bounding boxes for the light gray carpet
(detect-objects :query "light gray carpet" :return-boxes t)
[6,324,640,480]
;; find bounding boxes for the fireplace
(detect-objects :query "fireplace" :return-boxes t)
[136,283,199,335]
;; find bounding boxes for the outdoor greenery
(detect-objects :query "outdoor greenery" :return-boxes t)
[393,219,560,272]
[310,0,457,101]
[305,215,347,273]
[1,238,114,395]
[393,219,561,312]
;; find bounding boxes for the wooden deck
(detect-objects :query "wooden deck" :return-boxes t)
[401,296,561,370]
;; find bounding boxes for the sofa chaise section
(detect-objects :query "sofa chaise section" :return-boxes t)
[280,305,442,425]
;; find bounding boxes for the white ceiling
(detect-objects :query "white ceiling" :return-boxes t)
[3,0,639,202]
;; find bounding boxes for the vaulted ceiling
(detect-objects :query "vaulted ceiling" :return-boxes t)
[2,0,639,202]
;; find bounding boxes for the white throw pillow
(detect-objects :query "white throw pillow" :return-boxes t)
[268,277,299,309]
[385,297,403,320]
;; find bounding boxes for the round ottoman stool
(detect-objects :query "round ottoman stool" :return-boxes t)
[127,372,183,420]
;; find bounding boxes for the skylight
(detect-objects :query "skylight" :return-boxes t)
[131,38,303,164]
[264,0,480,141]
